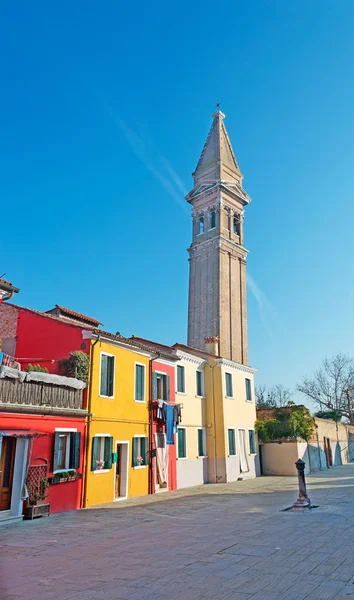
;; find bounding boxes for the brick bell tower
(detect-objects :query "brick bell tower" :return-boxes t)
[186,110,251,364]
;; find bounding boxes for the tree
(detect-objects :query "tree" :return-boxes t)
[255,384,292,409]
[60,351,89,382]
[297,353,354,424]
[255,406,314,442]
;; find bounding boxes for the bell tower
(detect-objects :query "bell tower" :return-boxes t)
[186,110,251,364]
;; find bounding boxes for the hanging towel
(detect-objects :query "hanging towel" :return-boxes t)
[155,433,169,484]
[166,404,174,445]
[157,400,166,421]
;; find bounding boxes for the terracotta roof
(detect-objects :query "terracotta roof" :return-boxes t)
[48,305,102,326]
[130,336,179,361]
[91,330,157,356]
[7,303,95,331]
[172,342,219,359]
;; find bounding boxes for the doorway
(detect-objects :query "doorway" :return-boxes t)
[0,437,16,511]
[324,437,333,468]
[114,442,128,500]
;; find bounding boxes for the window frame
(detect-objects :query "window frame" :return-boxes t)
[245,378,253,402]
[228,428,237,457]
[196,369,204,398]
[248,429,256,455]
[134,362,146,403]
[177,427,187,459]
[92,434,112,474]
[210,211,216,230]
[176,364,186,394]
[197,427,207,458]
[132,435,148,469]
[53,427,80,474]
[225,372,233,398]
[99,352,116,399]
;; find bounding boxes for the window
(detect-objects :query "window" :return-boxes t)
[245,378,252,402]
[53,431,81,472]
[177,365,185,393]
[233,215,239,235]
[100,353,115,397]
[249,430,256,455]
[177,428,186,458]
[152,372,170,401]
[210,211,216,229]
[91,436,113,471]
[225,372,233,397]
[228,429,236,456]
[197,428,206,457]
[198,217,204,235]
[132,436,148,467]
[196,370,204,397]
[135,363,145,402]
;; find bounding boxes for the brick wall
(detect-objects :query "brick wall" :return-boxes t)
[0,303,18,354]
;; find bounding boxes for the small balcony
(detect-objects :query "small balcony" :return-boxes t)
[0,368,86,414]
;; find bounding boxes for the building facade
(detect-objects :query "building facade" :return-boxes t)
[83,333,152,507]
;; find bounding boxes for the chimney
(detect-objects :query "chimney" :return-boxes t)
[204,336,220,355]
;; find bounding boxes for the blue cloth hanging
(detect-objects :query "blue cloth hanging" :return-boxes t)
[166,404,174,445]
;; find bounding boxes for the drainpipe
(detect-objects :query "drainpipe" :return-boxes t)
[205,361,218,483]
[82,334,100,508]
[315,425,322,470]
[149,352,160,495]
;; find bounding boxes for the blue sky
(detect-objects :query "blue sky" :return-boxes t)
[1,1,353,408]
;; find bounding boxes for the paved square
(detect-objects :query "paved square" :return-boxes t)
[2,465,354,600]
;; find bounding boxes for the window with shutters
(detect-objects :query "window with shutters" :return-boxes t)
[132,436,148,468]
[228,429,236,456]
[53,430,81,472]
[152,372,170,401]
[196,370,204,397]
[197,428,206,457]
[135,363,146,402]
[245,378,252,402]
[198,217,204,235]
[225,372,233,397]
[91,435,113,472]
[248,430,256,455]
[177,428,187,459]
[176,365,185,394]
[100,353,115,398]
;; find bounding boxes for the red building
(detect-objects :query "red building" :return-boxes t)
[130,337,180,494]
[0,302,100,522]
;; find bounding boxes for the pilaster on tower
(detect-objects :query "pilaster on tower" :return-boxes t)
[186,110,251,365]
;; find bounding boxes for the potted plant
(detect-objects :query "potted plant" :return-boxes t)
[67,470,76,481]
[96,460,105,470]
[136,456,144,466]
[57,471,69,483]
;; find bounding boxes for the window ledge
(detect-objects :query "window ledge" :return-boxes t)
[245,400,253,403]
[133,465,146,470]
[53,469,77,475]
[197,456,207,459]
[195,395,205,399]
[225,396,234,399]
[134,399,146,403]
[228,455,237,458]
[93,469,110,474]
[176,391,187,395]
[249,453,257,456]
[99,395,115,399]
[177,457,188,460]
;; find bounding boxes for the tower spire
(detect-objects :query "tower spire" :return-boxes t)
[192,110,242,185]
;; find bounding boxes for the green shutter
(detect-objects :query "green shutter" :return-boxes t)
[177,366,185,393]
[228,430,235,456]
[108,357,114,397]
[198,430,204,457]
[165,375,170,402]
[152,372,158,400]
[245,378,252,401]
[53,432,60,471]
[92,437,99,471]
[178,429,185,458]
[143,438,148,466]
[249,430,255,454]
[104,437,113,469]
[132,437,137,467]
[135,365,144,401]
[100,355,108,396]
[69,432,81,469]
[226,373,233,397]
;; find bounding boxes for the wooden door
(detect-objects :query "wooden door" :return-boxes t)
[115,445,121,498]
[0,437,16,511]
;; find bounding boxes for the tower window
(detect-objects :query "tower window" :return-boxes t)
[233,216,238,235]
[210,211,216,229]
[198,217,204,235]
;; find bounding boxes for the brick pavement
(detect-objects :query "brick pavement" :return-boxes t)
[1,465,354,600]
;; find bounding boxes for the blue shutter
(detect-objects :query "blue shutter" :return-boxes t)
[70,432,81,469]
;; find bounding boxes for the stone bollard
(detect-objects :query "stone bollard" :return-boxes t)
[291,459,311,512]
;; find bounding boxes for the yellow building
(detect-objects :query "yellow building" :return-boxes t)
[83,333,153,507]
[174,341,258,488]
